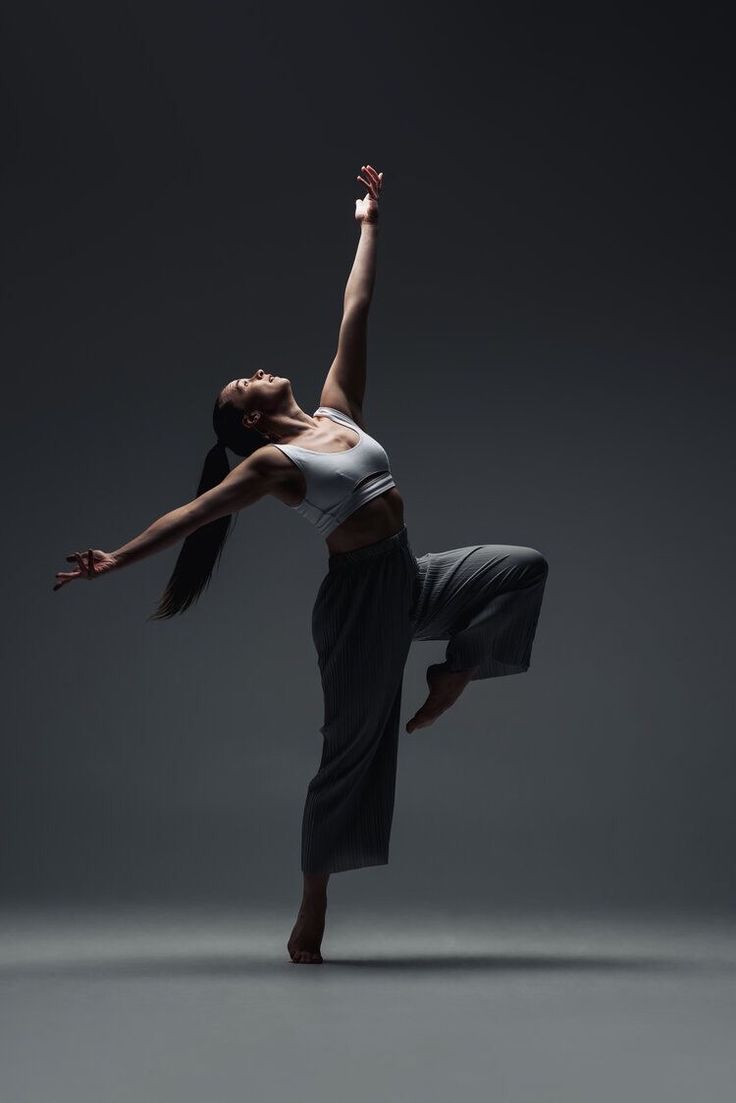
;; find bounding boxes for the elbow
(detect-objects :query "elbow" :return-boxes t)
[343,296,371,317]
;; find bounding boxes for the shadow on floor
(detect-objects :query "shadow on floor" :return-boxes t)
[2,951,734,979]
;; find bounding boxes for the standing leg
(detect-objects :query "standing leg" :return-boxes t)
[302,548,416,874]
[288,538,416,964]
[301,665,408,874]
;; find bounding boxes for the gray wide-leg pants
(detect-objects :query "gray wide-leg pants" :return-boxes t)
[301,525,549,875]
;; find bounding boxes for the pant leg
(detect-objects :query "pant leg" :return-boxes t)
[411,544,549,680]
[302,545,417,874]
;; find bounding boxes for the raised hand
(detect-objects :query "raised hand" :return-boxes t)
[53,548,118,591]
[355,163,383,225]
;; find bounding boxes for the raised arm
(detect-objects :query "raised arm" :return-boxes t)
[53,451,274,589]
[319,164,383,422]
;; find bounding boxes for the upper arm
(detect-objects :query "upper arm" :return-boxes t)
[186,449,276,526]
[318,303,368,426]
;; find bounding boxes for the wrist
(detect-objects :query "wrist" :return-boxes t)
[359,219,379,233]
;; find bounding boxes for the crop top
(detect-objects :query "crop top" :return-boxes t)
[270,406,396,537]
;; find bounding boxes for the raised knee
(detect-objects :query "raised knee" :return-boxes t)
[523,547,549,579]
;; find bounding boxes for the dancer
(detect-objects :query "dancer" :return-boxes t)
[53,163,549,965]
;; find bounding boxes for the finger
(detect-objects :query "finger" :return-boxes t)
[74,553,90,578]
[53,573,78,590]
[88,548,94,576]
[357,174,377,198]
[359,165,378,190]
[364,165,382,193]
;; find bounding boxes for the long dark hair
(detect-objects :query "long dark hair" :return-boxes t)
[149,392,267,620]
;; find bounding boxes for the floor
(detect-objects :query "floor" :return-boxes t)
[1,906,734,1102]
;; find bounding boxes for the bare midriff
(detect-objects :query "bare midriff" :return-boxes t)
[323,485,405,554]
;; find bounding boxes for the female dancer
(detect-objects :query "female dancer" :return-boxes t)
[53,163,549,965]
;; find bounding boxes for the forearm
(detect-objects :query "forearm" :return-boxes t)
[343,222,379,311]
[111,504,202,569]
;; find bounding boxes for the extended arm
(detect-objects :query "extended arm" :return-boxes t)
[110,502,216,570]
[112,454,271,569]
[319,164,383,420]
[343,221,379,312]
[53,452,273,588]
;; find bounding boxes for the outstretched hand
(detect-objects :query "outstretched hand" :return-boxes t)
[355,163,383,225]
[53,548,118,591]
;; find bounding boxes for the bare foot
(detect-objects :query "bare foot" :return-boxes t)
[405,661,476,733]
[287,894,326,964]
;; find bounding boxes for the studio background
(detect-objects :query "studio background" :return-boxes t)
[2,1,734,917]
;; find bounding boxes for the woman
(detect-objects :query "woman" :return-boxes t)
[53,163,549,965]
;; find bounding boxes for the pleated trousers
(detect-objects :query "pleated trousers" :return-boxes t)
[301,524,549,874]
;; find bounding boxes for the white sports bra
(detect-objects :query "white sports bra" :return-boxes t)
[270,406,396,537]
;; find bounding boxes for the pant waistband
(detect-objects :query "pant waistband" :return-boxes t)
[328,525,411,570]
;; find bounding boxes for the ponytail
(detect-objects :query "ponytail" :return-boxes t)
[149,391,267,620]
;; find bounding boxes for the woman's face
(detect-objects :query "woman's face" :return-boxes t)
[221,370,291,415]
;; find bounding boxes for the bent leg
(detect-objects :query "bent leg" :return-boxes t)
[412,544,549,681]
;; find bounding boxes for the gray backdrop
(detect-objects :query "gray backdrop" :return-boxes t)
[2,1,733,915]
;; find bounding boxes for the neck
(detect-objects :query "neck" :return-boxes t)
[261,400,317,444]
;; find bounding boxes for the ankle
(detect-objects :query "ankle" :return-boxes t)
[302,872,329,902]
[301,893,327,915]
[445,663,478,680]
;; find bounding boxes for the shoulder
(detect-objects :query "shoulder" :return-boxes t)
[250,443,310,507]
[249,443,304,493]
[251,442,293,473]
[232,443,288,483]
